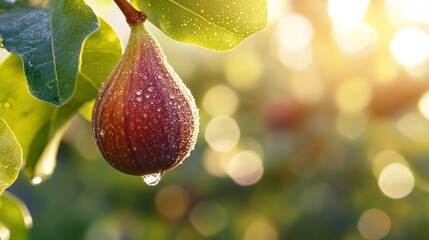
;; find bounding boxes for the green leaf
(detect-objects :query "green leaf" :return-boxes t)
[0,0,99,106]
[136,0,267,51]
[0,118,22,195]
[79,99,95,121]
[0,192,32,240]
[0,18,122,182]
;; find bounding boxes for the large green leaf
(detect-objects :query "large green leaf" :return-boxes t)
[136,0,267,51]
[0,0,99,106]
[0,19,122,182]
[0,118,22,195]
[0,192,32,240]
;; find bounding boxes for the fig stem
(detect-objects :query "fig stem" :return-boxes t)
[113,0,147,25]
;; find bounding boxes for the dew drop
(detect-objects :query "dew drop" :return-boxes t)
[136,96,143,102]
[136,89,143,95]
[100,129,105,137]
[148,86,154,92]
[142,172,162,186]
[145,94,151,99]
[157,107,162,112]
[169,93,176,99]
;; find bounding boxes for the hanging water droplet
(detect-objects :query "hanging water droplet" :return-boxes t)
[136,89,143,95]
[142,172,162,186]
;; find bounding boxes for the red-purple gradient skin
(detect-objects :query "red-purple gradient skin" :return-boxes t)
[92,23,199,176]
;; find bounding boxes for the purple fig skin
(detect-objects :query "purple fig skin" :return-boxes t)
[92,22,199,176]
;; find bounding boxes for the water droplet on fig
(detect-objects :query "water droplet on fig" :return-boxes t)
[136,89,143,95]
[100,129,105,137]
[136,96,143,102]
[148,86,154,92]
[142,172,162,186]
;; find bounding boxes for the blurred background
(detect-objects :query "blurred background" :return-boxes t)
[5,0,429,239]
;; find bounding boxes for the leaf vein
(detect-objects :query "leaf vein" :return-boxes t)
[49,14,61,102]
[163,0,244,37]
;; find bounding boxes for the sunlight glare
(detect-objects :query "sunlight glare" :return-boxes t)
[328,0,369,26]
[390,27,429,66]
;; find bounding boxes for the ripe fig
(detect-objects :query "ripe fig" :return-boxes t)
[91,21,199,183]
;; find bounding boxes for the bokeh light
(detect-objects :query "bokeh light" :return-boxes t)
[189,202,228,236]
[155,185,190,220]
[357,209,391,240]
[267,0,290,23]
[401,0,429,23]
[378,163,414,199]
[0,225,10,240]
[277,13,313,52]
[386,0,429,24]
[204,116,240,152]
[228,151,263,186]
[279,46,313,71]
[390,27,429,66]
[244,220,278,240]
[332,23,378,55]
[202,85,239,117]
[418,90,429,120]
[203,147,234,177]
[372,150,409,178]
[335,78,372,114]
[396,112,429,141]
[224,51,262,91]
[328,0,369,26]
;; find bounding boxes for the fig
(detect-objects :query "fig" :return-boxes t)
[91,18,199,184]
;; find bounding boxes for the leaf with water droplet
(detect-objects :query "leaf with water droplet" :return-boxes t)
[0,117,22,195]
[0,19,122,182]
[0,0,98,105]
[136,0,267,51]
